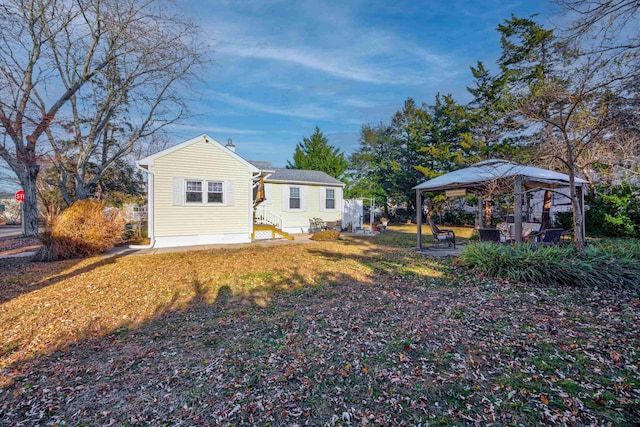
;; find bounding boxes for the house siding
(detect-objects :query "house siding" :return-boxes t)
[150,139,253,239]
[264,182,343,233]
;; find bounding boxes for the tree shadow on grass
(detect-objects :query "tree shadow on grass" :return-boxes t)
[2,241,638,425]
[0,239,457,424]
[0,251,139,303]
[0,260,391,424]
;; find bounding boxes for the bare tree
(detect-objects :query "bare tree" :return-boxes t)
[555,0,640,58]
[516,54,633,255]
[0,0,206,236]
[45,2,203,204]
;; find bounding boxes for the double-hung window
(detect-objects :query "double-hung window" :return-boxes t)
[184,180,224,204]
[208,181,223,203]
[325,188,335,209]
[289,187,301,209]
[186,180,203,203]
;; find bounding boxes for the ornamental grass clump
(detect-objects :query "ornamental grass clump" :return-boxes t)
[310,230,340,241]
[459,241,640,289]
[35,199,125,261]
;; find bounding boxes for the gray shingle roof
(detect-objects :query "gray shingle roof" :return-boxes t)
[247,160,274,171]
[248,161,343,186]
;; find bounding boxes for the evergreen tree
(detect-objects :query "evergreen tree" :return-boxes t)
[466,61,521,159]
[346,123,397,204]
[286,126,349,179]
[497,14,558,86]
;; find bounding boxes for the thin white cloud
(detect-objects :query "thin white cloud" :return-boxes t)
[205,4,453,87]
[169,123,264,135]
[217,43,392,84]
[341,97,378,109]
[212,91,335,120]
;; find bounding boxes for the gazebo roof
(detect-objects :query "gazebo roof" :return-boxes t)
[413,159,587,192]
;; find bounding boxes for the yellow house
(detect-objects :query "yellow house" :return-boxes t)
[137,134,344,248]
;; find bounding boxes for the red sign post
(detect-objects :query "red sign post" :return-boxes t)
[15,190,25,203]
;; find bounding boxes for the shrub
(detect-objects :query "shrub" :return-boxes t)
[554,211,574,230]
[442,210,476,226]
[459,241,640,289]
[586,184,640,237]
[34,199,125,261]
[310,230,340,241]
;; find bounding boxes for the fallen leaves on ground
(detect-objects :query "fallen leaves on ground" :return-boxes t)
[0,236,41,256]
[0,234,638,425]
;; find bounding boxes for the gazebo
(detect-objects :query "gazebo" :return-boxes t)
[413,159,588,248]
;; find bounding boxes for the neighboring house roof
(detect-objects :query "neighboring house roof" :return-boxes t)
[247,161,344,186]
[137,134,260,173]
[413,159,587,192]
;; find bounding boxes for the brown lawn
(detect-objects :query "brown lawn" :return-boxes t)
[0,231,638,425]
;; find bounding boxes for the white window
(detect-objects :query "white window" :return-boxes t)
[186,180,202,203]
[326,188,335,209]
[290,187,300,209]
[182,180,226,204]
[208,181,223,203]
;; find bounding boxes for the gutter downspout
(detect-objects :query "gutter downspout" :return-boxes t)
[132,161,156,249]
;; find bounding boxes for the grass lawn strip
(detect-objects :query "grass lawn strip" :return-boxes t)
[0,232,638,425]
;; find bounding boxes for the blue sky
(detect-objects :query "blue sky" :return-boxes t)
[1,0,553,192]
[168,0,552,167]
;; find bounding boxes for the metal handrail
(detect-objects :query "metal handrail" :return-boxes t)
[254,207,283,230]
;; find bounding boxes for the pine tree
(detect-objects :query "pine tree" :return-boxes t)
[286,126,349,179]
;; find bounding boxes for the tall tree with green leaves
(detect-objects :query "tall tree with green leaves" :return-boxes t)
[414,93,481,179]
[287,126,349,179]
[466,61,522,160]
[349,96,483,215]
[387,98,430,208]
[497,14,559,86]
[346,123,397,204]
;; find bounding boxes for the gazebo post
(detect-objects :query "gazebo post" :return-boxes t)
[416,189,423,249]
[477,196,483,228]
[514,176,523,243]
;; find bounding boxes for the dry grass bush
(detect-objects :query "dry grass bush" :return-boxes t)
[459,241,640,289]
[310,230,340,241]
[34,199,125,261]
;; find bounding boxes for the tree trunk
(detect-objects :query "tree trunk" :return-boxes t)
[541,190,552,229]
[74,180,92,201]
[483,199,492,227]
[565,139,586,256]
[15,163,41,237]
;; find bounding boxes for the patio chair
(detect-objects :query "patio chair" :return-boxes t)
[427,217,456,249]
[531,228,564,247]
[309,218,324,233]
[479,228,502,243]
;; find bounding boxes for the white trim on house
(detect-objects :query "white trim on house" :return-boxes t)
[266,179,345,187]
[154,232,251,248]
[135,162,155,244]
[172,177,236,206]
[320,187,339,212]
